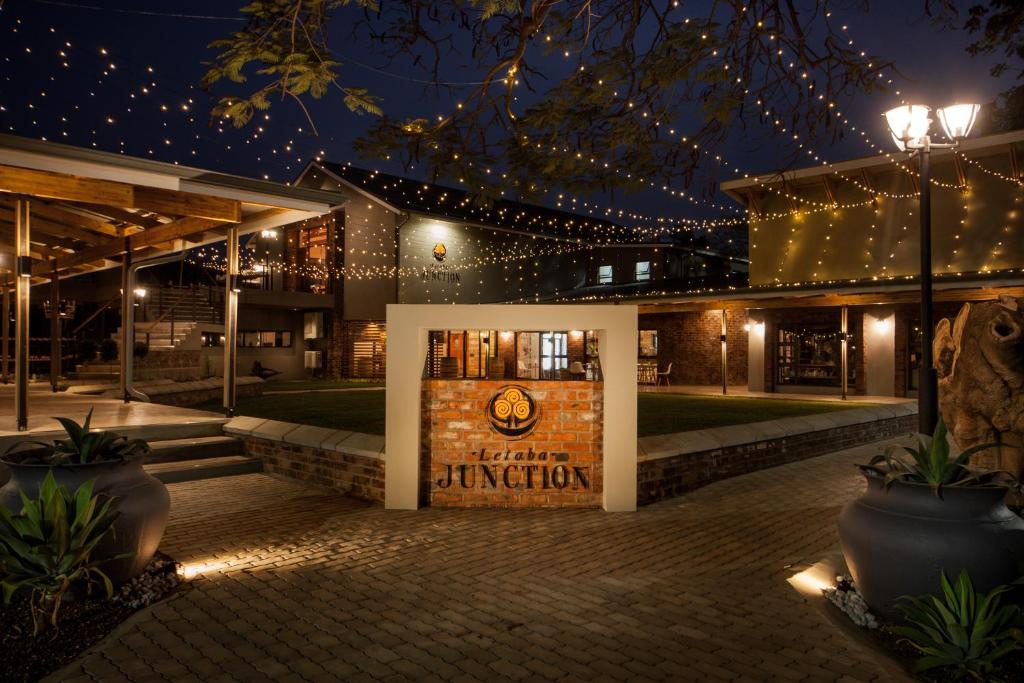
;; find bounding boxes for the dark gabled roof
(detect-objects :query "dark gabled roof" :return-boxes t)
[315,161,648,242]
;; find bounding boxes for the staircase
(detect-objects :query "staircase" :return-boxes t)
[125,321,198,351]
[140,422,261,484]
[146,286,221,325]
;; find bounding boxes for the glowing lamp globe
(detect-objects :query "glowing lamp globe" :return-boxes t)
[884,105,931,151]
[936,103,980,141]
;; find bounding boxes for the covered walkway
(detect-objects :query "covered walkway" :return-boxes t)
[0,134,344,430]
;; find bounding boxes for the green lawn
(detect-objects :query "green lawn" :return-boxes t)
[261,379,384,392]
[206,390,874,438]
[636,393,878,436]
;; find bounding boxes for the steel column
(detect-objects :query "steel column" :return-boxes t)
[917,143,938,434]
[224,226,239,416]
[15,199,31,431]
[119,242,131,402]
[840,305,849,400]
[50,261,60,392]
[1,282,9,384]
[720,309,728,395]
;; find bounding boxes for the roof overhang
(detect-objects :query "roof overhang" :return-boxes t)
[0,135,347,281]
[720,128,1024,206]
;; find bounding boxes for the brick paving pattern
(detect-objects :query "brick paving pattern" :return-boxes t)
[52,442,910,682]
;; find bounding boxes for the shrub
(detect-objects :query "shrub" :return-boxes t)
[0,471,126,633]
[859,418,1011,495]
[3,408,149,466]
[77,338,98,361]
[98,338,118,362]
[894,570,1024,679]
[133,341,149,359]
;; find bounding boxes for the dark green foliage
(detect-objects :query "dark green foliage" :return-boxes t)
[98,338,118,362]
[205,1,892,197]
[0,471,125,633]
[3,408,150,466]
[202,0,382,134]
[858,418,1012,495]
[894,570,1024,679]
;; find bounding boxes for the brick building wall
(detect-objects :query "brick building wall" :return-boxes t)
[893,301,967,397]
[421,379,603,507]
[639,310,748,385]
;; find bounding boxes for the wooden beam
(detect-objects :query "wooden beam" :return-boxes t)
[0,206,101,245]
[72,203,163,229]
[860,169,877,196]
[745,190,764,219]
[1009,145,1021,181]
[0,165,133,206]
[0,164,241,223]
[33,201,121,236]
[133,187,240,223]
[128,217,224,250]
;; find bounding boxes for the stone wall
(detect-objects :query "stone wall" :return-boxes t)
[422,379,603,507]
[141,377,263,407]
[637,412,916,504]
[639,310,748,385]
[136,350,201,381]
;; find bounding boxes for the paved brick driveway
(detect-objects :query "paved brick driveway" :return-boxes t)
[53,443,910,682]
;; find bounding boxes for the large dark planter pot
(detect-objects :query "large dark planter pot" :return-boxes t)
[838,473,1024,617]
[0,459,170,584]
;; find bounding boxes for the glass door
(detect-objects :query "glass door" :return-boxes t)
[541,332,568,379]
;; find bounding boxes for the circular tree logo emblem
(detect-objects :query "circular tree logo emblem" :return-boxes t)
[486,385,539,439]
[432,243,447,262]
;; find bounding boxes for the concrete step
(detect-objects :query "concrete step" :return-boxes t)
[145,435,244,464]
[145,455,262,484]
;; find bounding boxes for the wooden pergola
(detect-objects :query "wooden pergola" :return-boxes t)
[0,134,345,430]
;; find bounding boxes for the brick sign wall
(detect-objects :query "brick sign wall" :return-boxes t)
[422,379,603,507]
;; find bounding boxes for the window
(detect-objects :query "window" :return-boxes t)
[597,264,613,284]
[207,330,293,348]
[541,332,569,378]
[638,330,658,357]
[635,261,651,281]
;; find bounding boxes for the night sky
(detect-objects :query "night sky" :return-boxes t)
[0,0,1016,228]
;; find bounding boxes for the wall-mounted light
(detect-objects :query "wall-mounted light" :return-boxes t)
[133,287,147,298]
[500,330,514,341]
[260,229,279,239]
[743,323,751,332]
[873,317,892,334]
[570,329,583,339]
[754,322,765,335]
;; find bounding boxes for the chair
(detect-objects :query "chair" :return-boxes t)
[569,361,585,380]
[656,362,673,386]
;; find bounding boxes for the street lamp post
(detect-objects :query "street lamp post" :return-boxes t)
[884,103,980,435]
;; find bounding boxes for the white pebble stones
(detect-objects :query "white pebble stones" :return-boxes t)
[823,575,878,629]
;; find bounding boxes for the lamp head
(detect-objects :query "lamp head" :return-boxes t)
[936,103,980,141]
[884,104,931,151]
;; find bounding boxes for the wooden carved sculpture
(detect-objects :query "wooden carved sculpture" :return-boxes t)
[934,296,1024,478]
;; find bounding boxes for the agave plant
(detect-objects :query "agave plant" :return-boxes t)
[3,408,149,466]
[858,418,1012,495]
[0,470,128,633]
[894,570,1024,679]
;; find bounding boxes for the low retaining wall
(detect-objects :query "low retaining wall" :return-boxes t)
[223,402,916,508]
[636,404,918,505]
[141,377,263,407]
[224,417,385,502]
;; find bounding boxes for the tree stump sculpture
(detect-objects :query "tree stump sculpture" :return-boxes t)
[934,296,1024,478]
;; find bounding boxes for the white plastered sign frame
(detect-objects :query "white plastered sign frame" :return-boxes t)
[385,304,638,511]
